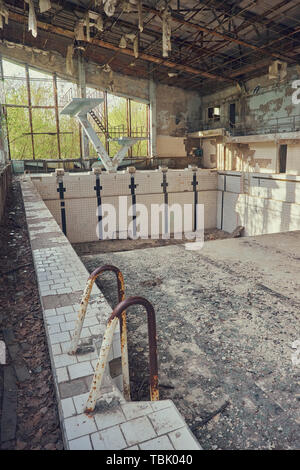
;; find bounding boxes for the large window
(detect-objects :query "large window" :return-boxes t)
[1,58,149,161]
[130,100,149,157]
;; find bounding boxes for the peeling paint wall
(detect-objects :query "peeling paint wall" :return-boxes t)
[156,136,186,157]
[156,84,201,137]
[155,83,202,158]
[223,137,300,175]
[202,65,300,134]
[225,142,277,173]
[202,137,225,169]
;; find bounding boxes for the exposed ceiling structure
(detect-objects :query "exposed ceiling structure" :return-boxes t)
[2,0,300,94]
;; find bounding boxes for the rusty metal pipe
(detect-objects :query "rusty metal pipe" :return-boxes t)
[108,296,159,402]
[68,277,94,355]
[85,316,119,414]
[85,296,159,413]
[68,265,130,400]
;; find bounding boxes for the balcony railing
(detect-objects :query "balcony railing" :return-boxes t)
[231,115,300,136]
[194,114,300,137]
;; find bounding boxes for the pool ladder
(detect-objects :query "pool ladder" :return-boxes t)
[68,265,159,412]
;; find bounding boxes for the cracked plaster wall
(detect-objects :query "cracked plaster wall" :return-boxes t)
[201,65,300,133]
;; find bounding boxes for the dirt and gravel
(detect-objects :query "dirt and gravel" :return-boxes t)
[80,234,300,450]
[0,178,63,450]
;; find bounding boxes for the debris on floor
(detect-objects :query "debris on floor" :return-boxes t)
[81,234,300,450]
[0,178,63,450]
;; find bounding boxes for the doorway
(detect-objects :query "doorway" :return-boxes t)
[229,103,236,128]
[279,144,287,173]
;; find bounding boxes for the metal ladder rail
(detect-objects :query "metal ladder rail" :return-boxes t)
[85,296,159,413]
[89,109,108,136]
[68,265,130,400]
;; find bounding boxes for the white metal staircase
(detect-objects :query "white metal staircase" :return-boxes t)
[60,97,146,172]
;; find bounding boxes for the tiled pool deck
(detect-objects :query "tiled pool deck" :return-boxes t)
[21,176,202,450]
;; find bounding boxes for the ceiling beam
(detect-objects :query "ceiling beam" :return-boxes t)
[7,11,236,83]
[107,15,234,65]
[200,0,296,36]
[142,4,297,64]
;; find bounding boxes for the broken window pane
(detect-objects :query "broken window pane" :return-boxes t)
[6,107,32,159]
[31,108,56,133]
[59,114,81,159]
[130,100,148,156]
[2,59,26,78]
[28,67,54,107]
[33,134,58,159]
[4,79,28,106]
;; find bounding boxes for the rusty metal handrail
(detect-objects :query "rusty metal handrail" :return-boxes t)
[68,264,130,400]
[85,296,159,413]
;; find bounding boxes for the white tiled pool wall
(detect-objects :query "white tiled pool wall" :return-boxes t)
[21,177,202,450]
[217,171,300,235]
[31,168,300,242]
[31,168,218,243]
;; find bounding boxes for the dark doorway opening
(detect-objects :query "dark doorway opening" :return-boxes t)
[229,103,236,128]
[279,144,287,173]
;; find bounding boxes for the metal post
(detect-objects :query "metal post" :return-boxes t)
[77,51,89,160]
[0,55,9,164]
[147,103,150,157]
[127,98,132,158]
[149,79,156,159]
[104,91,109,154]
[25,65,35,160]
[86,317,119,413]
[53,73,61,159]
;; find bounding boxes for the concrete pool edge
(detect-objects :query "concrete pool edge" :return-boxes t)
[20,176,202,451]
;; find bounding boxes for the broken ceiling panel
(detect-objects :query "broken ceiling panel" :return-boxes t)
[39,0,51,14]
[103,0,118,17]
[25,0,37,38]
[0,1,8,30]
[1,0,300,93]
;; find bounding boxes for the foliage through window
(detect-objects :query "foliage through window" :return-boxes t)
[1,58,150,161]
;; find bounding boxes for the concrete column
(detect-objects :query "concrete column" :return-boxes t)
[77,51,89,161]
[149,79,157,159]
